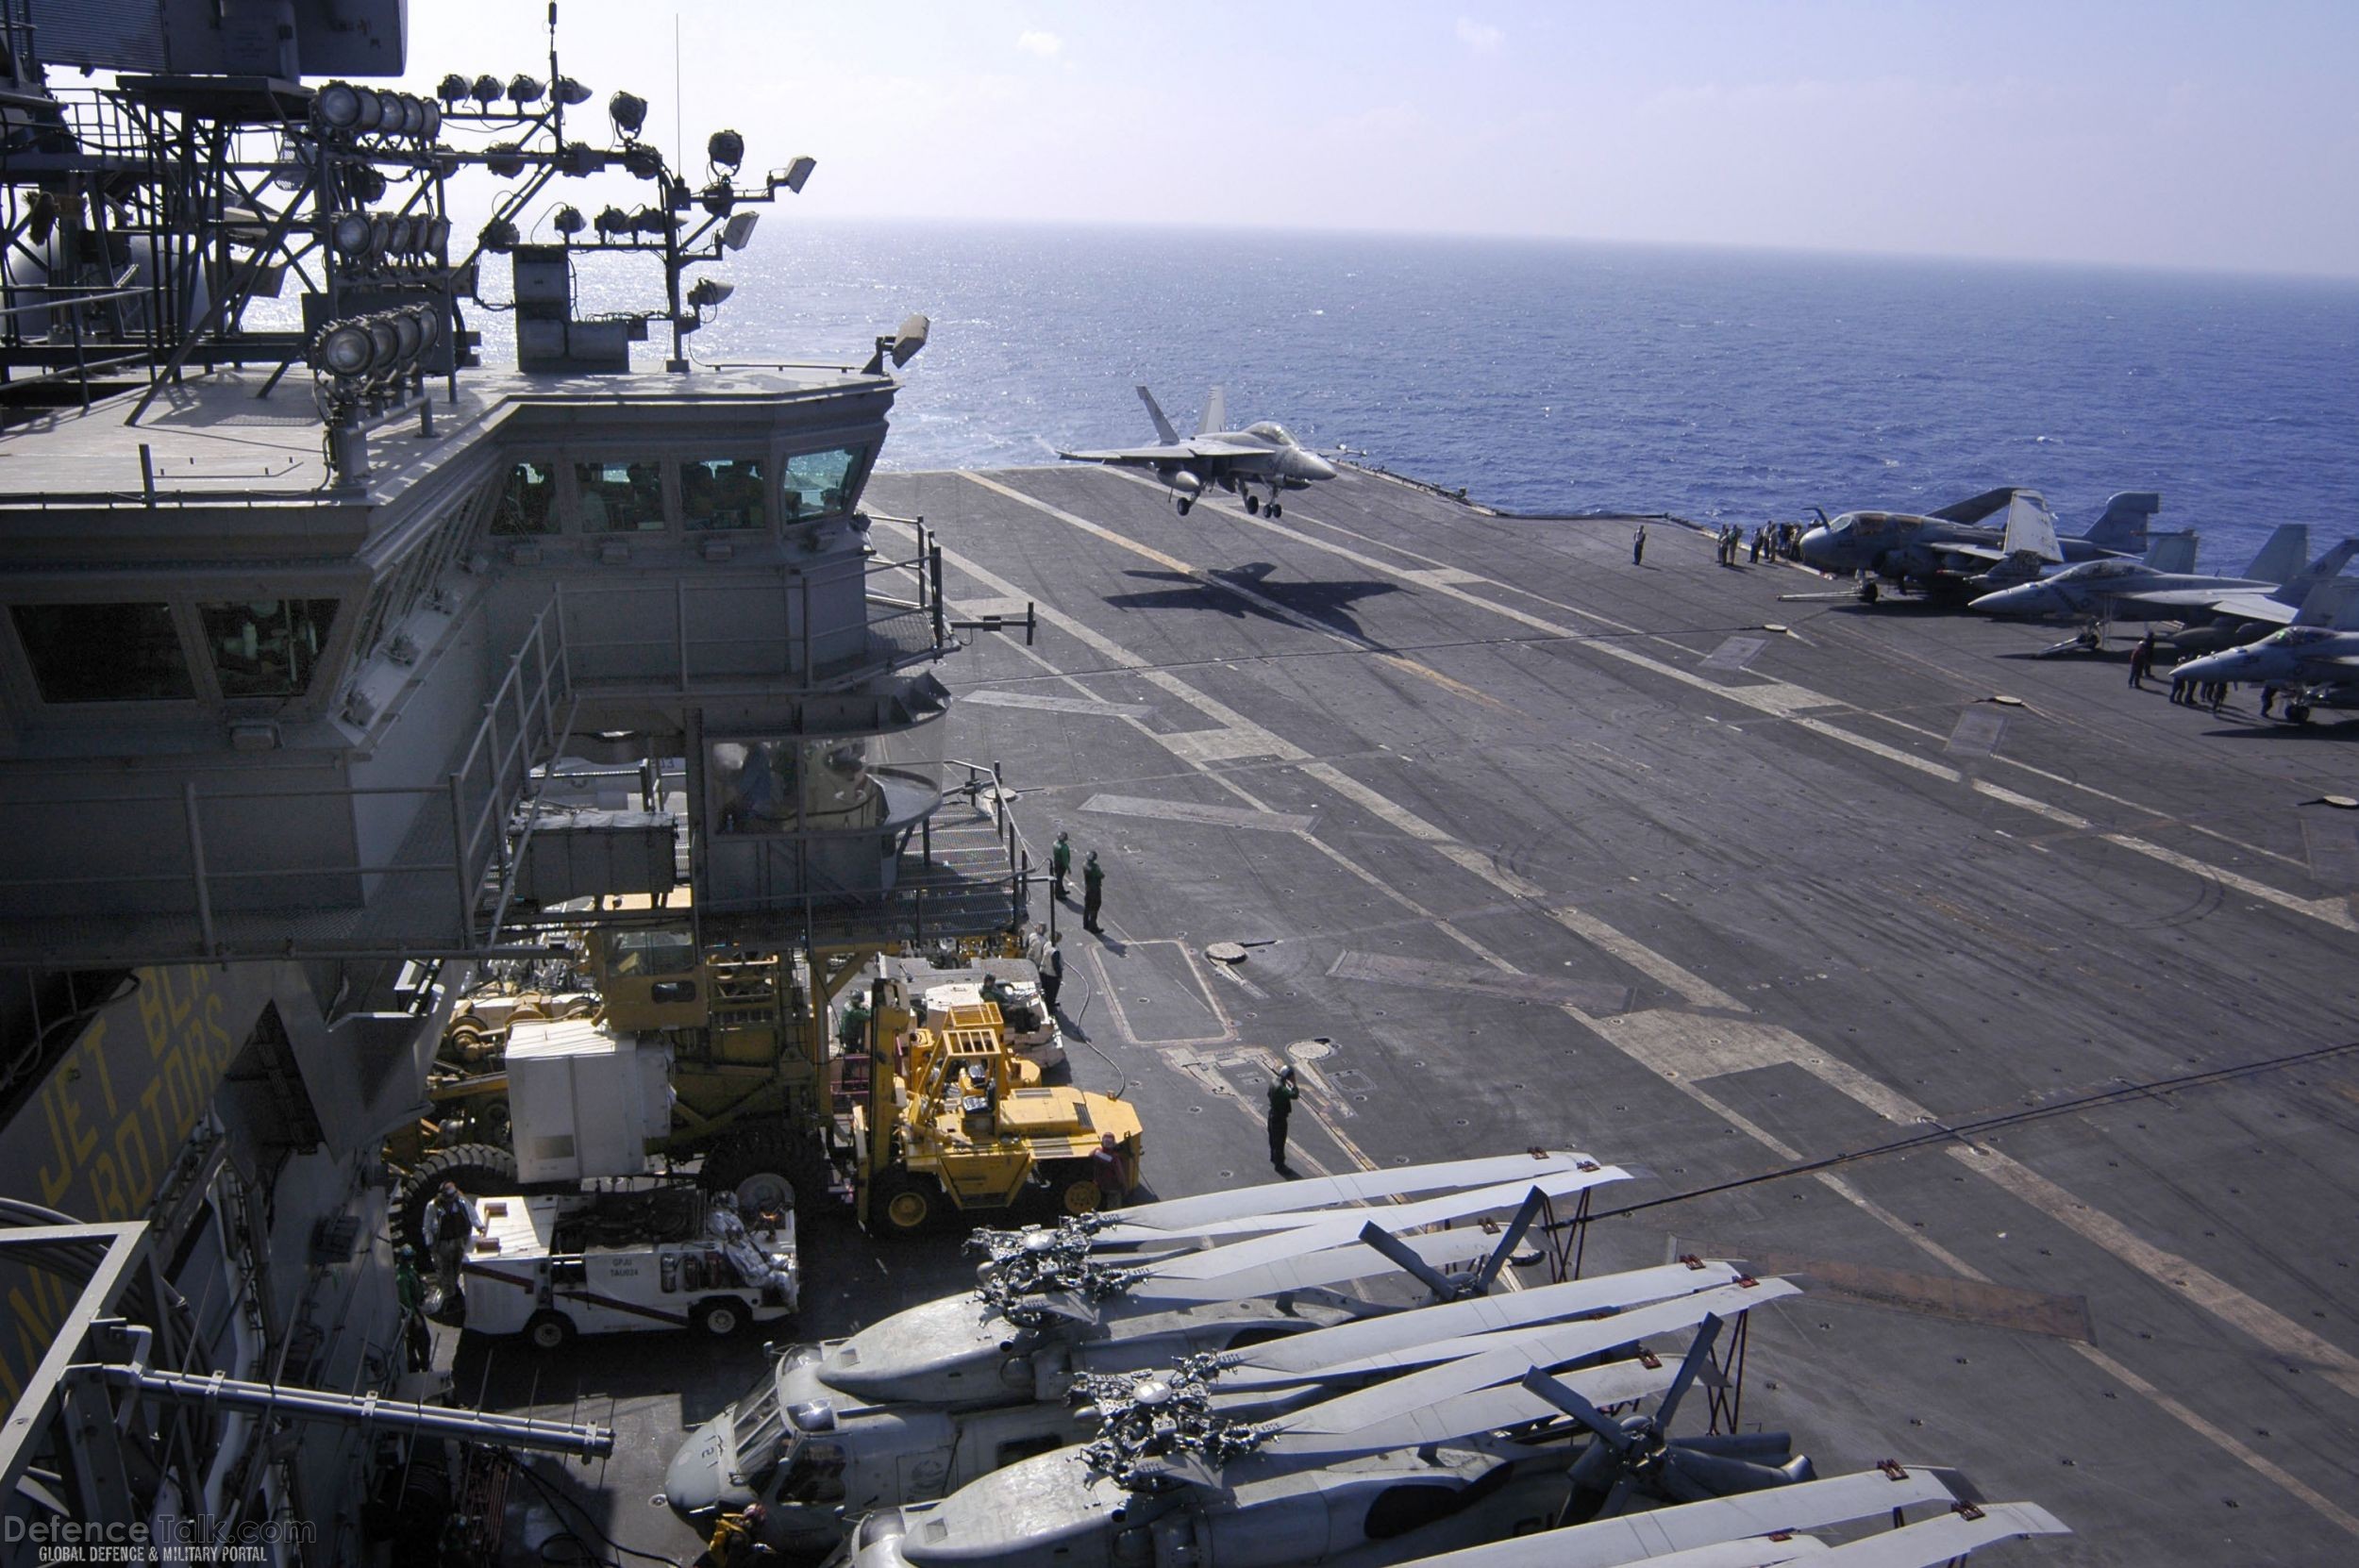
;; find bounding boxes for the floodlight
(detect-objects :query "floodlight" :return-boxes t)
[479,217,520,253]
[473,75,505,108]
[686,278,733,309]
[631,206,675,237]
[707,128,745,173]
[772,156,815,194]
[389,310,425,359]
[438,73,471,105]
[350,89,384,133]
[700,179,734,217]
[365,315,403,373]
[424,216,451,252]
[329,211,375,257]
[509,74,546,106]
[367,215,394,256]
[386,94,421,136]
[552,205,587,237]
[886,313,929,367]
[313,81,362,130]
[485,142,527,177]
[554,76,593,107]
[609,91,648,137]
[310,319,375,377]
[560,142,607,177]
[720,212,760,252]
[594,205,632,240]
[621,142,664,180]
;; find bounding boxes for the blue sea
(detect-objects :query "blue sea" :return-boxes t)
[673,222,2359,564]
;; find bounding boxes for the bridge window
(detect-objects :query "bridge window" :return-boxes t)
[200,599,340,699]
[576,459,666,532]
[683,458,767,531]
[11,602,195,703]
[491,460,560,535]
[779,446,862,521]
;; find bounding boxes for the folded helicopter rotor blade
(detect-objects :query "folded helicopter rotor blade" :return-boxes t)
[1516,1365,1631,1450]
[1471,1187,1548,1294]
[1660,1312,1724,1428]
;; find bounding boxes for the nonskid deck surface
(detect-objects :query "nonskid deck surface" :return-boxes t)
[482,465,2358,1567]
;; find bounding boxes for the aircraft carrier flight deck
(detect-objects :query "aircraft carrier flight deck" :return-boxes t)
[474,462,2359,1568]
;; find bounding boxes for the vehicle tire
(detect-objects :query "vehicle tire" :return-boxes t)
[693,1296,747,1338]
[2287,703,2312,724]
[1044,1159,1102,1217]
[1245,494,1261,515]
[1176,497,1193,516]
[395,1143,518,1250]
[700,1125,832,1221]
[1269,501,1282,519]
[871,1170,938,1237]
[524,1310,576,1351]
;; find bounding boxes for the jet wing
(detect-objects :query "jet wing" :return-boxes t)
[1059,440,1267,463]
[1925,485,2023,525]
[2119,588,2300,625]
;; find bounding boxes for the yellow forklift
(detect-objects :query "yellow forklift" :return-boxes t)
[849,960,1144,1234]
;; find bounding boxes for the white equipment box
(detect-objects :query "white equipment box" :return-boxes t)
[506,1018,673,1183]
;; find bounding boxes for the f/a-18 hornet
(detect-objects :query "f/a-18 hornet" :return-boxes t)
[1969,523,2358,631]
[1060,385,1337,517]
[1799,487,2158,592]
[2170,592,2359,724]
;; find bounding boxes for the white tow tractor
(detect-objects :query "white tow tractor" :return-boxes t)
[461,1183,797,1348]
[451,1016,801,1346]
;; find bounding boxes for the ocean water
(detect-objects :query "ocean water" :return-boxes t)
[660,222,2359,564]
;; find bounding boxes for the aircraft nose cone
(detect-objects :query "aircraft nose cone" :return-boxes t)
[1798,527,1840,570]
[2169,651,2249,686]
[1298,452,1337,482]
[1969,585,2049,616]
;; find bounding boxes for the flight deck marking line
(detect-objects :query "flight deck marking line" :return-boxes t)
[961,690,1154,720]
[1305,757,2359,1437]
[1080,793,1316,833]
[962,472,1511,713]
[1107,471,2331,914]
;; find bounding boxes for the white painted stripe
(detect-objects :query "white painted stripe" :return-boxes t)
[963,689,1152,719]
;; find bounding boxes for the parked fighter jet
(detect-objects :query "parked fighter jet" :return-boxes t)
[1060,386,1337,516]
[669,1155,1630,1553]
[1969,525,2358,630]
[1799,488,2158,592]
[2170,592,2359,724]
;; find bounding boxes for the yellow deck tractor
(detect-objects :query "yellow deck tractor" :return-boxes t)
[849,960,1144,1234]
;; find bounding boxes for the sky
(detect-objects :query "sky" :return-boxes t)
[390,1,2359,277]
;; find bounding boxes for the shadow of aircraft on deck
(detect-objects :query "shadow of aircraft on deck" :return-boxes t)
[1103,561,1401,641]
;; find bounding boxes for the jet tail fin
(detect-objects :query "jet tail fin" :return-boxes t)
[1198,385,1228,439]
[2293,578,2359,626]
[2243,524,2311,584]
[1136,386,1181,446]
[2274,537,2359,603]
[1998,492,2062,563]
[2142,530,2199,575]
[2083,492,2161,552]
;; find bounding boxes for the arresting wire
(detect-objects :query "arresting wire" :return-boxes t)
[1547,1036,2359,1231]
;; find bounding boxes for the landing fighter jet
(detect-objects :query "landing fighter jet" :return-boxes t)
[1970,525,2358,630]
[1060,386,1337,516]
[1799,488,2158,592]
